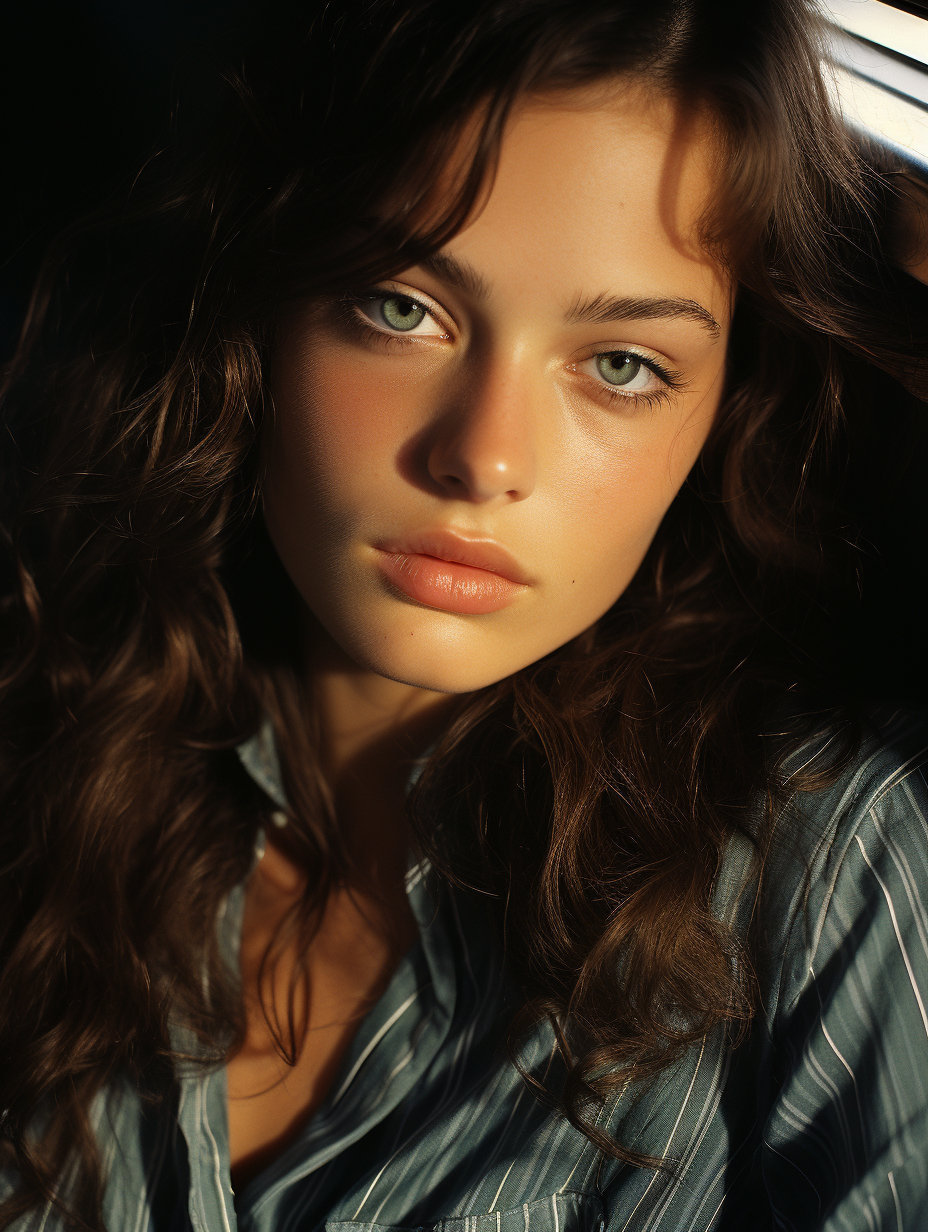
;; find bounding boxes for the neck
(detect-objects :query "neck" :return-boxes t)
[308,621,458,781]
[299,613,462,884]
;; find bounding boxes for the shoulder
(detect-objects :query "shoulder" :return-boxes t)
[712,708,928,1227]
[751,705,928,1028]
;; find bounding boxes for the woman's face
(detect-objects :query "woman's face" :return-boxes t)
[265,84,732,693]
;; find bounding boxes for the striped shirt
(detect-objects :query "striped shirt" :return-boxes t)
[5,709,928,1230]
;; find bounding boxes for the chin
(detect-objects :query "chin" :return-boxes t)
[321,600,548,694]
[341,630,516,694]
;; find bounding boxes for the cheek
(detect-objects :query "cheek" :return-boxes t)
[547,388,719,600]
[315,357,411,459]
[267,344,407,515]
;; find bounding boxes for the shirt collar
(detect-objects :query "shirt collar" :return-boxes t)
[228,720,467,1210]
[236,717,288,812]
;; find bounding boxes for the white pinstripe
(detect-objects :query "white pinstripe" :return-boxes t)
[854,835,928,1039]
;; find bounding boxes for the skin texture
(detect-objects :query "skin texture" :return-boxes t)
[228,82,733,1189]
[264,84,732,705]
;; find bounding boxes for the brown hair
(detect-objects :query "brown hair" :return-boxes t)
[1,0,926,1226]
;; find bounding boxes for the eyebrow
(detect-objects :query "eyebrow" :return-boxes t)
[419,251,721,339]
[420,252,492,301]
[565,291,722,338]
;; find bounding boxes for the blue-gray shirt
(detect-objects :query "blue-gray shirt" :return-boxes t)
[5,710,928,1230]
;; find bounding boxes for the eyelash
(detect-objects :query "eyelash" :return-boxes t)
[593,356,684,410]
[339,289,685,407]
[340,291,443,349]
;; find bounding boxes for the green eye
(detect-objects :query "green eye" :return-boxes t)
[379,296,426,331]
[595,352,643,386]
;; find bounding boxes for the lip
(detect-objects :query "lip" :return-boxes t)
[372,528,531,615]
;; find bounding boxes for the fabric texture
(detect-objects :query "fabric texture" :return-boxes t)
[4,710,928,1231]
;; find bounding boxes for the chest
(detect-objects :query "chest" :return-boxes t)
[92,881,758,1232]
[226,865,418,1191]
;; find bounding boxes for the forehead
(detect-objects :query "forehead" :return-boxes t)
[442,82,731,322]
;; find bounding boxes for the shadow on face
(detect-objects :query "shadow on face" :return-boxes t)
[263,80,733,696]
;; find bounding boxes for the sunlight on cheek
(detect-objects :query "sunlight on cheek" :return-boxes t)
[675,363,726,443]
[546,391,718,605]
[261,88,732,695]
[542,465,669,600]
[564,418,690,522]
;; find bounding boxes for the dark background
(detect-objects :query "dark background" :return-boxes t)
[4,0,926,353]
[0,0,256,357]
[2,1,927,708]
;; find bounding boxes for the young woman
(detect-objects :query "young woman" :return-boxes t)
[1,0,927,1229]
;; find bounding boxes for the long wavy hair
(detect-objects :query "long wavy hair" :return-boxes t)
[1,0,927,1226]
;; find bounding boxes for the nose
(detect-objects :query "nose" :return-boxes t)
[424,358,538,504]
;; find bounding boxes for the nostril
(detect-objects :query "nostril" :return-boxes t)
[424,417,536,503]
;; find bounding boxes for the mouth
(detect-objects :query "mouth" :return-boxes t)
[372,528,531,615]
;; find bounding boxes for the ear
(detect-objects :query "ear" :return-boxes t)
[888,172,928,286]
